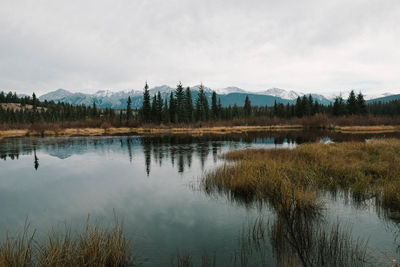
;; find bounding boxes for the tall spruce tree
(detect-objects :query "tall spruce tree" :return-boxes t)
[175,82,185,123]
[142,82,151,122]
[92,101,97,118]
[32,93,37,110]
[195,84,209,121]
[169,92,177,123]
[308,95,314,116]
[211,91,218,120]
[185,87,194,123]
[356,92,367,115]
[347,90,358,115]
[333,95,346,116]
[126,96,132,124]
[244,95,251,117]
[295,96,303,117]
[301,95,310,117]
[162,98,170,124]
[156,92,163,122]
[151,94,157,122]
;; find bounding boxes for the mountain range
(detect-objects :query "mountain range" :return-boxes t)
[38,86,400,109]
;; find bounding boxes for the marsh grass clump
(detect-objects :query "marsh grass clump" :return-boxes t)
[0,217,134,267]
[0,222,34,267]
[202,139,400,212]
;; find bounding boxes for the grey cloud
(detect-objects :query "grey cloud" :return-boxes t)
[0,0,399,95]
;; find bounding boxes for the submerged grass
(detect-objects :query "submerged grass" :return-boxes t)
[0,217,135,267]
[202,139,400,212]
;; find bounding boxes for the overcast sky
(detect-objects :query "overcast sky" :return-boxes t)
[0,0,399,96]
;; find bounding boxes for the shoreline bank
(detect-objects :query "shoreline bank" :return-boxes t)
[0,124,399,139]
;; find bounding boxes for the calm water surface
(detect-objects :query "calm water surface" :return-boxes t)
[1,131,400,266]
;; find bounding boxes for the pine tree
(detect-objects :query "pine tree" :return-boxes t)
[211,91,218,120]
[162,98,170,124]
[126,96,132,124]
[347,90,358,115]
[356,92,367,115]
[195,84,209,121]
[244,95,251,117]
[185,87,194,123]
[151,94,157,122]
[156,92,163,122]
[301,95,310,117]
[175,82,185,123]
[169,92,177,123]
[142,82,151,122]
[308,95,314,116]
[333,96,346,116]
[92,101,97,118]
[295,96,303,117]
[32,93,37,110]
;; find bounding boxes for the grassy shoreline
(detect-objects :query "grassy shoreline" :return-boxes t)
[0,125,303,138]
[0,124,399,139]
[202,139,400,212]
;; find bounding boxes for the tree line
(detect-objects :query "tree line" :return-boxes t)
[1,84,400,126]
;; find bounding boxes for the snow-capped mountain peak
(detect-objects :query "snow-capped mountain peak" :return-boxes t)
[216,86,247,95]
[94,90,114,97]
[260,88,304,100]
[190,84,213,92]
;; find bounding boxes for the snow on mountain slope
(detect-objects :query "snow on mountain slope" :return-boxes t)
[39,88,75,100]
[216,87,247,95]
[364,92,394,100]
[260,88,304,100]
[37,85,398,109]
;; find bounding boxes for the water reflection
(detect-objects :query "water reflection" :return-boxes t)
[1,133,296,173]
[2,130,400,174]
[33,147,39,170]
[1,131,400,266]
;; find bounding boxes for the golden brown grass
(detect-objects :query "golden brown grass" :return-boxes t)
[0,217,134,267]
[0,222,33,267]
[202,139,400,211]
[335,125,400,133]
[0,125,304,139]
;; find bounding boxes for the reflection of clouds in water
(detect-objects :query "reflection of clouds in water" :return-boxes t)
[0,136,272,265]
[2,132,400,265]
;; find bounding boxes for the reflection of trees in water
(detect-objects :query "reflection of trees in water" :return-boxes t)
[2,131,400,174]
[233,210,370,266]
[33,147,39,170]
[268,207,369,266]
[202,172,373,266]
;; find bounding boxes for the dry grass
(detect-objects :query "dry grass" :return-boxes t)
[202,139,400,211]
[335,125,400,133]
[0,217,135,267]
[0,222,33,267]
[0,125,304,139]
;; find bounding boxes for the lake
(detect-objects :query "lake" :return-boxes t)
[1,131,400,266]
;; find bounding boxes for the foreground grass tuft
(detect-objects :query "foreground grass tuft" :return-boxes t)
[0,217,134,267]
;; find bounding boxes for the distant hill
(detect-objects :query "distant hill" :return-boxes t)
[38,86,336,109]
[366,94,400,103]
[37,85,399,109]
